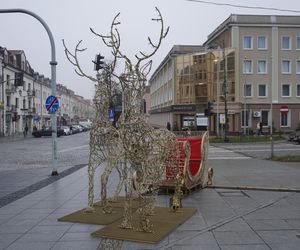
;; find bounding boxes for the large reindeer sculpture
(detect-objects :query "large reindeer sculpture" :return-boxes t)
[63,7,180,232]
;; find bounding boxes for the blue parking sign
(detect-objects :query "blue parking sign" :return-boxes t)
[108,107,115,122]
[45,95,59,114]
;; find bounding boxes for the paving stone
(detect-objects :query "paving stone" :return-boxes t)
[213,231,264,245]
[256,230,300,244]
[246,219,294,230]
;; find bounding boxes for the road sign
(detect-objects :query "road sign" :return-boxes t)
[280,105,289,115]
[108,107,115,122]
[45,95,59,114]
[33,114,41,122]
[220,114,225,124]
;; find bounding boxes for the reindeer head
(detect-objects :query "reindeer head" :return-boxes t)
[63,7,169,123]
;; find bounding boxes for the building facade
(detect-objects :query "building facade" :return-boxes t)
[149,45,212,130]
[149,15,300,134]
[204,14,300,135]
[0,47,94,136]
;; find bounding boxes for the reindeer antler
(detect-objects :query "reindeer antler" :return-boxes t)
[90,12,133,76]
[62,39,98,82]
[135,7,169,68]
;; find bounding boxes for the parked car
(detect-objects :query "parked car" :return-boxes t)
[70,124,81,134]
[32,126,64,138]
[78,124,89,132]
[288,129,300,144]
[60,126,72,136]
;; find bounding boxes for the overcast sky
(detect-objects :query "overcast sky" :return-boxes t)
[1,0,300,99]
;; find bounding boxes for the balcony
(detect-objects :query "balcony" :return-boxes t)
[6,105,17,113]
[28,107,36,114]
[27,89,36,97]
[5,85,16,94]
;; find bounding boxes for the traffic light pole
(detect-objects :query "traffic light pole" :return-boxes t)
[0,9,59,175]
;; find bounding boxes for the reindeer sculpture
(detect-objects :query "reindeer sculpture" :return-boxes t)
[63,7,180,232]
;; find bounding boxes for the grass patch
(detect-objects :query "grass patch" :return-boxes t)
[270,155,300,162]
[209,135,285,143]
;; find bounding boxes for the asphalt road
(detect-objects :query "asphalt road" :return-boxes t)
[0,132,90,171]
[211,140,300,159]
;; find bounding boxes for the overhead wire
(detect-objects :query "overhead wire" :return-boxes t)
[185,0,300,14]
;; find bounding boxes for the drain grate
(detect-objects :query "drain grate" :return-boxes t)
[218,190,249,197]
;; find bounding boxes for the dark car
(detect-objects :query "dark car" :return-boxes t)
[32,126,64,138]
[288,129,300,144]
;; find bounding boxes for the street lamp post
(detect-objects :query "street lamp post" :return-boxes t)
[0,9,58,175]
[222,43,229,143]
[270,57,274,158]
[243,83,247,136]
[215,58,220,137]
[209,40,228,141]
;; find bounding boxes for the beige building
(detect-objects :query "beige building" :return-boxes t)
[0,46,93,136]
[204,14,300,135]
[150,15,300,134]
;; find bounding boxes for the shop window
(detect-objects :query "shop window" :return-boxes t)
[280,112,290,127]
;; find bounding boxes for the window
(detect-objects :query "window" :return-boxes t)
[297,60,300,74]
[15,98,19,108]
[244,84,252,97]
[257,60,267,74]
[257,36,267,49]
[281,112,290,127]
[282,36,291,50]
[282,60,291,74]
[243,60,252,74]
[297,84,300,97]
[282,84,290,97]
[297,37,300,50]
[6,96,10,107]
[6,75,10,86]
[261,110,269,126]
[258,84,267,97]
[243,36,252,49]
[241,110,250,127]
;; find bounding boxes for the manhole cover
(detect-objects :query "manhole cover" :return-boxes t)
[218,190,249,197]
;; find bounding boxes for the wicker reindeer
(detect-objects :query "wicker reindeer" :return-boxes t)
[63,7,180,232]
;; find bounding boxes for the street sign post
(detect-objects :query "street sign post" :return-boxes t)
[280,105,289,115]
[45,95,59,114]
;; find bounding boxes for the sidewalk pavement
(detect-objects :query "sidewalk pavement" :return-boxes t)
[0,147,299,249]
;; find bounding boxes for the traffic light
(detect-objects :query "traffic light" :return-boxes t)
[204,101,213,116]
[94,54,104,71]
[14,72,24,86]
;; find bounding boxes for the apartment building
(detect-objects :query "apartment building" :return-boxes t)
[150,15,300,134]
[205,14,300,135]
[0,47,94,136]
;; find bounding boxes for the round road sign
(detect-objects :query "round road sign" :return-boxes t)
[45,95,59,114]
[280,105,289,115]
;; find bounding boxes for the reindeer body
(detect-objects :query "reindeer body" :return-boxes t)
[63,7,180,231]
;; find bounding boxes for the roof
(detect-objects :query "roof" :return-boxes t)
[204,14,300,45]
[149,45,204,82]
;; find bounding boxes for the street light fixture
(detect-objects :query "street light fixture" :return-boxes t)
[208,40,229,142]
[214,58,220,137]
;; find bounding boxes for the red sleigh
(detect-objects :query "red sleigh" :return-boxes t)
[160,131,209,192]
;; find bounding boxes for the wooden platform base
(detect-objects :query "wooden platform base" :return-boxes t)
[159,179,204,196]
